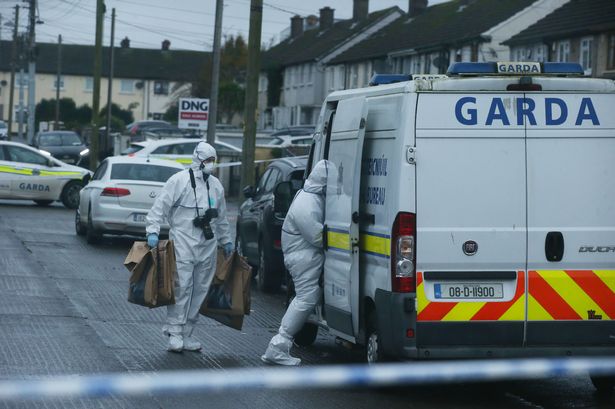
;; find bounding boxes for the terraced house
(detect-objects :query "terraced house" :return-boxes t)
[0,39,209,132]
[327,0,570,90]
[259,0,403,129]
[503,0,615,78]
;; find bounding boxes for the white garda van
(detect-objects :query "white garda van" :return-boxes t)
[295,62,615,386]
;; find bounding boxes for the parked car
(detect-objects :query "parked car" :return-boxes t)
[266,134,314,148]
[76,156,184,244]
[236,157,307,292]
[132,138,241,166]
[0,121,8,140]
[0,140,91,208]
[31,131,88,165]
[270,126,315,138]
[126,120,174,141]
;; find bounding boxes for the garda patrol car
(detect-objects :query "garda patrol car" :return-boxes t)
[0,141,91,209]
[299,62,615,388]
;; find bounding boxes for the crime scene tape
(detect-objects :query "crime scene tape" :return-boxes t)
[1,357,614,401]
[216,155,308,168]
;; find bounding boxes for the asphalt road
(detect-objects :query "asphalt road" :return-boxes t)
[0,199,613,409]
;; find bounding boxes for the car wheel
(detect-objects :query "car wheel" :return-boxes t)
[257,239,282,293]
[366,311,384,364]
[75,209,86,236]
[591,375,615,394]
[295,323,319,347]
[86,208,101,244]
[61,181,82,209]
[33,200,53,206]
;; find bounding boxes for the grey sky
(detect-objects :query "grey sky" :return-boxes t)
[0,0,446,51]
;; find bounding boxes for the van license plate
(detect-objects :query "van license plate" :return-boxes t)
[434,283,503,299]
[132,213,147,223]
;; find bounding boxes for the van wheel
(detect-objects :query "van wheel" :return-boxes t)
[61,181,82,209]
[295,323,319,347]
[258,239,281,293]
[366,312,384,364]
[33,200,53,206]
[591,375,615,394]
[86,208,101,245]
[75,209,86,236]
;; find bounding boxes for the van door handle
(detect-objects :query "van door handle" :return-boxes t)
[352,212,375,225]
[545,231,564,262]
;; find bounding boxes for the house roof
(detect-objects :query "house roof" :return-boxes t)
[0,40,210,81]
[262,6,401,70]
[329,0,537,64]
[503,0,615,46]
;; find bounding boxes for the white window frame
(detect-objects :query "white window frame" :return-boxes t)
[556,40,570,62]
[53,76,65,91]
[608,33,615,70]
[120,79,135,94]
[84,77,93,92]
[580,36,593,75]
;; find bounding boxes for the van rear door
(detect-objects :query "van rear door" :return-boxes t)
[526,93,615,347]
[415,93,527,348]
[323,96,368,341]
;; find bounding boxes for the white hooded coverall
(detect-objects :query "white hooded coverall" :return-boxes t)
[146,142,232,338]
[263,160,328,364]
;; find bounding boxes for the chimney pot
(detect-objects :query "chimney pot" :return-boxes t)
[162,39,170,50]
[120,36,130,48]
[319,7,334,30]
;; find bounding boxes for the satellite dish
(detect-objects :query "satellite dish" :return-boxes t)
[135,81,144,90]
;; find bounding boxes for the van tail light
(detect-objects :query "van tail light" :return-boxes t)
[391,212,416,292]
[101,187,131,197]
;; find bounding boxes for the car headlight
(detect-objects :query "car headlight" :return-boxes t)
[80,148,90,156]
[39,150,51,156]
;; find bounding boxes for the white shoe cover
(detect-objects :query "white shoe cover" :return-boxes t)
[183,337,202,352]
[261,334,301,366]
[167,334,184,352]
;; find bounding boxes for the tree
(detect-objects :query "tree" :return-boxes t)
[218,81,244,124]
[99,103,134,131]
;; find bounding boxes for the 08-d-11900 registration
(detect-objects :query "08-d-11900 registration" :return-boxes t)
[434,283,503,299]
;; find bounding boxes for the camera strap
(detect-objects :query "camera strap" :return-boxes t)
[188,168,213,218]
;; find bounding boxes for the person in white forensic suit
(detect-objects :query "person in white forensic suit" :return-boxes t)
[146,141,233,353]
[261,159,329,365]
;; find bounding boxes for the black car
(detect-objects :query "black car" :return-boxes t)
[269,125,315,138]
[126,120,174,141]
[31,131,87,165]
[236,157,306,292]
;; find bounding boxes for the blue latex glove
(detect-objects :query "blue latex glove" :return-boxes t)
[223,242,234,258]
[147,233,159,248]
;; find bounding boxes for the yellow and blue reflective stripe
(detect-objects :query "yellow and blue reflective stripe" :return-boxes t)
[0,165,83,177]
[326,228,391,258]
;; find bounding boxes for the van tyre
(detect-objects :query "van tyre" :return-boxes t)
[61,181,82,209]
[366,312,384,364]
[295,322,318,347]
[75,210,86,236]
[33,200,53,206]
[258,239,281,293]
[591,375,615,394]
[86,208,101,244]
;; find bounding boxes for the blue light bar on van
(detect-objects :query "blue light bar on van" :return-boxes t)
[447,62,584,76]
[369,74,412,86]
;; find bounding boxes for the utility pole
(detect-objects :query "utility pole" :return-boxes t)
[105,8,116,151]
[18,68,24,140]
[26,0,36,144]
[90,0,105,171]
[54,34,62,130]
[7,5,19,141]
[206,0,224,144]
[240,0,263,191]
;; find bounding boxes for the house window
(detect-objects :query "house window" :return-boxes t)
[85,77,93,91]
[580,37,593,75]
[556,41,570,62]
[15,75,28,88]
[412,56,421,74]
[535,45,545,62]
[154,80,169,95]
[120,79,134,93]
[53,76,64,90]
[307,64,314,84]
[608,33,615,69]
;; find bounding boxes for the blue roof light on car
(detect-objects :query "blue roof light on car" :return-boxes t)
[369,74,412,86]
[447,62,585,76]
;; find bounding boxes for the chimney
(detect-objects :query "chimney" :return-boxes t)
[319,7,334,30]
[353,0,368,22]
[120,36,130,48]
[162,39,170,50]
[290,15,304,38]
[409,0,428,17]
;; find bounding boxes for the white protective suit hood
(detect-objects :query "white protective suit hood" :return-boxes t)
[191,141,217,171]
[302,159,328,195]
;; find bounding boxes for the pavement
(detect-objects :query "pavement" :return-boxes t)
[0,199,613,408]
